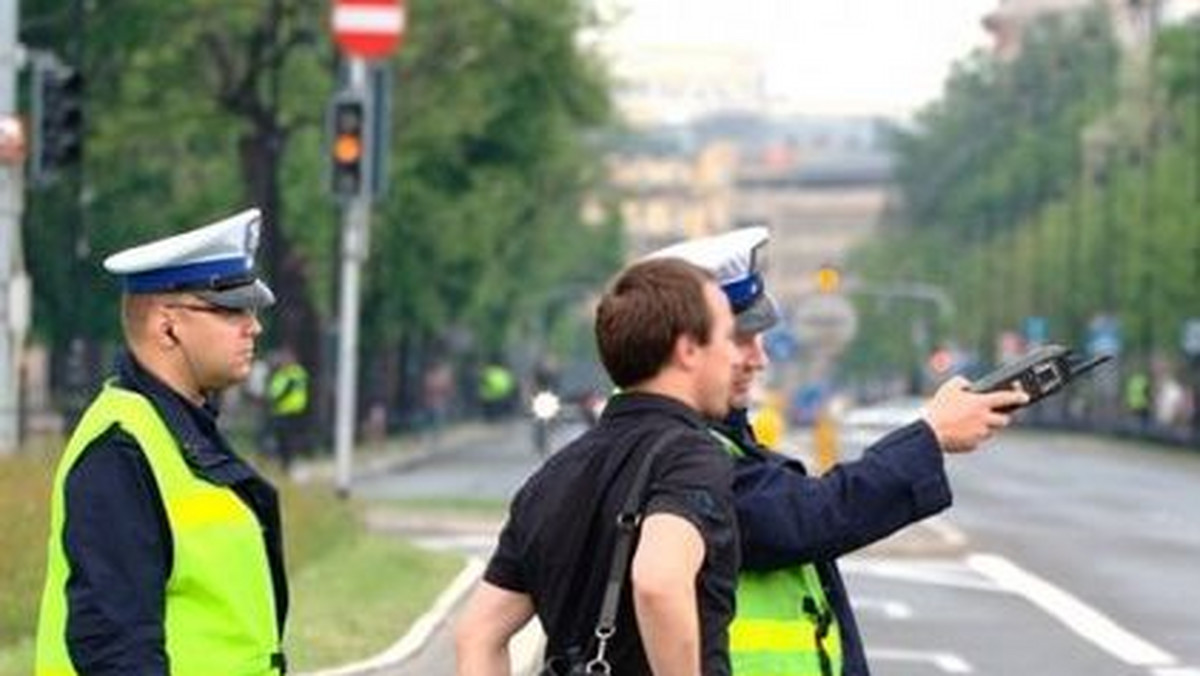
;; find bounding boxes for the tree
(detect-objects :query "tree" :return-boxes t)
[849,7,1121,378]
[20,0,620,427]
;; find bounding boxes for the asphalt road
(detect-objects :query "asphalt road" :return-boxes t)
[836,423,1200,675]
[332,415,1200,676]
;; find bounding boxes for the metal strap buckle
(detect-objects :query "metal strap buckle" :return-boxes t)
[584,626,614,675]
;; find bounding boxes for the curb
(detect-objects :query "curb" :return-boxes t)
[297,556,546,676]
[299,558,486,676]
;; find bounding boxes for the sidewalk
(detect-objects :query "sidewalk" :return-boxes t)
[288,420,510,486]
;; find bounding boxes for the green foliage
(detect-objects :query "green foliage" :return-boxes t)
[846,8,1200,375]
[20,0,620,410]
[364,0,618,358]
[0,447,55,650]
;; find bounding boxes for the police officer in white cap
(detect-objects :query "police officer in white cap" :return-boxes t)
[650,227,1027,675]
[36,208,289,675]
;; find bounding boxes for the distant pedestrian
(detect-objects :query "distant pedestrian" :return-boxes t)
[478,362,516,420]
[268,345,309,471]
[1126,370,1152,431]
[422,360,455,443]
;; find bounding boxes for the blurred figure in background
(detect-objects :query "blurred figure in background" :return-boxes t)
[422,360,455,445]
[1125,368,1152,432]
[478,361,516,420]
[268,345,309,471]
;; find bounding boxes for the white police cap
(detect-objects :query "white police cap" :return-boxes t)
[102,207,275,310]
[647,226,780,334]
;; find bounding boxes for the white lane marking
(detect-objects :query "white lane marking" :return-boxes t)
[923,514,969,548]
[967,553,1179,668]
[1153,669,1200,676]
[869,648,973,673]
[843,558,1004,592]
[852,596,914,620]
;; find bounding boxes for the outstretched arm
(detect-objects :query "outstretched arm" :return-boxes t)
[736,377,1027,570]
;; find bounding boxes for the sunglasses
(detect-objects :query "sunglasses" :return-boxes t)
[166,303,257,321]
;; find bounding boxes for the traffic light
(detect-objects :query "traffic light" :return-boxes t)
[816,265,841,294]
[32,63,84,181]
[329,96,367,199]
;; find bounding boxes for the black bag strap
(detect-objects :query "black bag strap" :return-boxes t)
[584,427,687,675]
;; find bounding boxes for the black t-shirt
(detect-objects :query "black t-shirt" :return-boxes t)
[485,392,739,675]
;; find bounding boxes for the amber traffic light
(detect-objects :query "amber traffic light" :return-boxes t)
[329,98,366,198]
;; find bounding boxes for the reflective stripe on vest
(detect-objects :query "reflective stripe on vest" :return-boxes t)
[711,430,845,676]
[36,384,282,676]
[270,364,308,416]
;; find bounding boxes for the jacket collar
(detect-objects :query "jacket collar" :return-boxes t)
[713,408,766,457]
[115,351,255,484]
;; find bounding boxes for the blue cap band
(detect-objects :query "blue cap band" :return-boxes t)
[722,273,763,313]
[124,257,251,294]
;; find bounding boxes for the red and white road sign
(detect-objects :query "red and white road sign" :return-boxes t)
[332,0,406,60]
[0,116,26,165]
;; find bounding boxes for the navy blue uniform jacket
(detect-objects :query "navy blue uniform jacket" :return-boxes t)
[721,410,952,676]
[57,352,288,675]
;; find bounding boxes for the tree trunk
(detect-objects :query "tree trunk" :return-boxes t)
[239,126,326,431]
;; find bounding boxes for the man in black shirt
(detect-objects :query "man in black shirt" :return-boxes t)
[456,258,745,675]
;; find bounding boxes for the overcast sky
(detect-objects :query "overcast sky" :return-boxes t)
[595,0,999,117]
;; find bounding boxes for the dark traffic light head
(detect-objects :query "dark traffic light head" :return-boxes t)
[32,63,85,182]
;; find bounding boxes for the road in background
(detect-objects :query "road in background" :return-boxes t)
[834,410,1200,675]
[340,409,1200,675]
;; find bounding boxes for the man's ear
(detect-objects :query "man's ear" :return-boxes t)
[672,332,701,372]
[154,307,178,347]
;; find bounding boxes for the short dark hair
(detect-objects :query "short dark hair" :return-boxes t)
[595,258,716,388]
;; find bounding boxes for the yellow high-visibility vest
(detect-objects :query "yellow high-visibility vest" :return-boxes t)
[37,384,282,676]
[712,430,844,675]
[269,363,309,416]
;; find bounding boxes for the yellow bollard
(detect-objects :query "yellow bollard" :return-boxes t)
[813,412,839,474]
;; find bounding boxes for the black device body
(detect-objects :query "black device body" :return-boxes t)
[969,344,1112,411]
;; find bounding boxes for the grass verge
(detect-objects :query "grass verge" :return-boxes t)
[0,440,464,675]
[372,495,510,518]
[285,535,464,671]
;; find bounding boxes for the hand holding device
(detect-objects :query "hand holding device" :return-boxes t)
[969,344,1112,412]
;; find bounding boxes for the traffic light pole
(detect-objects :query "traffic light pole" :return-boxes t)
[0,0,26,454]
[334,57,371,496]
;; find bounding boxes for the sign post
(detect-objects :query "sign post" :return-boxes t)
[330,0,404,496]
[0,0,26,453]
